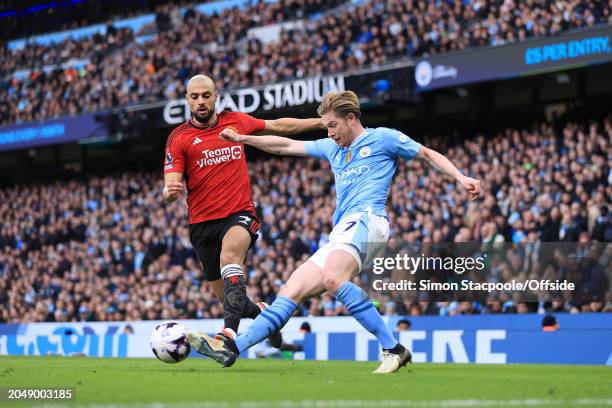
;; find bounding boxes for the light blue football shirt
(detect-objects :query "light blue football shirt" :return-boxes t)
[304,127,422,226]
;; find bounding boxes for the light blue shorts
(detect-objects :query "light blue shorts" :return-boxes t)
[310,210,389,271]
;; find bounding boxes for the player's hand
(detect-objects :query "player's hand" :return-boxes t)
[220,128,244,143]
[459,176,482,200]
[164,181,184,202]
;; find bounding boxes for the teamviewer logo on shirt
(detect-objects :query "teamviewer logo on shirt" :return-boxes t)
[197,146,243,167]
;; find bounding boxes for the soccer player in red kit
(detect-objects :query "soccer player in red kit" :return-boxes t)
[163,75,323,341]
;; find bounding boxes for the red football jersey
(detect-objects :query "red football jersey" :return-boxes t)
[163,111,266,224]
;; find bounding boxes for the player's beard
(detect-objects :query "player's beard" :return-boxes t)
[192,108,214,125]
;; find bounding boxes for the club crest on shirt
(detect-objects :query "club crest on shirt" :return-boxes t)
[359,146,371,158]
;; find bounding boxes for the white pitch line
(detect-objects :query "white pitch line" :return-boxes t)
[28,399,612,408]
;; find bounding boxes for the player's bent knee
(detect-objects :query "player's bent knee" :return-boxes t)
[219,251,243,268]
[322,273,343,293]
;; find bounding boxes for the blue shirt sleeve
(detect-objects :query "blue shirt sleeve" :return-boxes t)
[382,128,422,161]
[304,138,335,161]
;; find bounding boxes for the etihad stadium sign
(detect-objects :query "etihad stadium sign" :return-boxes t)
[0,66,412,150]
[163,75,346,125]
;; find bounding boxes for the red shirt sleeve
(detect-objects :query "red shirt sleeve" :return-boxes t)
[239,113,266,134]
[163,128,186,175]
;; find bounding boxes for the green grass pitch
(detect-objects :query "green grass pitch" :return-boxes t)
[1,356,611,407]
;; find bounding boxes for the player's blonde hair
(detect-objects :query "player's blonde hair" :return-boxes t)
[317,91,361,119]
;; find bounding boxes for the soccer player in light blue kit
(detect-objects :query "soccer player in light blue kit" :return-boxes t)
[190,91,482,373]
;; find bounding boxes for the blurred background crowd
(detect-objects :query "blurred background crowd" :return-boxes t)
[1,115,610,323]
[2,0,611,125]
[1,0,611,324]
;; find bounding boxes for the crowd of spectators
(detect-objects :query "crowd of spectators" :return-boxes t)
[2,0,611,125]
[0,0,203,41]
[0,116,610,323]
[0,0,346,125]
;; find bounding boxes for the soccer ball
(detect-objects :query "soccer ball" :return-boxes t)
[150,321,191,363]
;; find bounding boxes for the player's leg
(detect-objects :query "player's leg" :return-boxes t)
[191,258,326,366]
[218,225,261,333]
[207,277,264,322]
[323,247,410,373]
[322,247,397,349]
[325,212,411,373]
[189,222,226,304]
[189,217,271,341]
[232,259,326,353]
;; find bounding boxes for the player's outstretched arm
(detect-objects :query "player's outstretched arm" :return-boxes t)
[416,146,482,200]
[262,118,324,136]
[220,129,307,156]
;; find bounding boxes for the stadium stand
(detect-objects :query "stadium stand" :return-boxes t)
[0,0,196,41]
[2,0,611,125]
[1,0,347,125]
[1,116,610,323]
